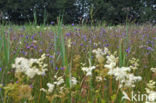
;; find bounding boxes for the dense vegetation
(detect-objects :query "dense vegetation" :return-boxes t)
[0,23,156,103]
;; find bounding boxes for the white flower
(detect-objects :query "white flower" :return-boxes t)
[145,80,156,102]
[71,77,77,85]
[124,74,142,88]
[148,91,156,102]
[129,58,139,70]
[151,68,156,73]
[147,80,156,89]
[108,67,131,78]
[82,66,96,76]
[47,83,54,93]
[12,54,48,78]
[40,88,47,93]
[54,77,64,86]
[67,39,72,48]
[25,68,38,78]
[33,40,37,43]
[92,48,110,63]
[108,67,142,88]
[93,48,105,62]
[40,83,55,94]
[96,76,102,81]
[104,47,109,54]
[104,54,118,70]
[12,57,29,73]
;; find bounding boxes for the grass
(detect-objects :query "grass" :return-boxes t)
[0,23,156,103]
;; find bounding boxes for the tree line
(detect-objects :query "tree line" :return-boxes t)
[0,0,155,25]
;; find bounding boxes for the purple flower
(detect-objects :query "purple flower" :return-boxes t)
[49,55,53,58]
[66,33,71,36]
[20,35,24,38]
[83,35,87,41]
[0,68,2,71]
[26,36,29,39]
[126,47,131,54]
[60,67,64,70]
[72,23,74,26]
[105,44,109,47]
[22,51,26,55]
[39,49,42,53]
[27,46,30,49]
[56,67,58,70]
[80,43,83,46]
[147,47,153,51]
[31,36,34,40]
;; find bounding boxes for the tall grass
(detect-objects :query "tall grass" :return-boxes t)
[0,25,10,102]
[43,8,48,25]
[33,9,37,26]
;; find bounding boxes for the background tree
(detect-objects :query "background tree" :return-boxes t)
[88,0,156,25]
[0,0,155,25]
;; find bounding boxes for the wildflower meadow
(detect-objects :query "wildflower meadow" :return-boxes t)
[0,22,156,103]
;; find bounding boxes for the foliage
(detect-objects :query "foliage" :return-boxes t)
[0,0,155,24]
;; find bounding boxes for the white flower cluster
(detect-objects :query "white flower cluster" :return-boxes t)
[53,76,64,86]
[104,54,118,70]
[40,76,77,94]
[100,48,142,88]
[40,76,64,94]
[96,76,103,82]
[151,67,156,73]
[47,83,55,93]
[147,80,156,89]
[12,54,48,78]
[92,48,109,64]
[40,83,55,93]
[71,77,78,86]
[146,92,156,103]
[67,39,72,48]
[108,67,142,88]
[82,66,96,76]
[129,58,139,70]
[145,80,156,102]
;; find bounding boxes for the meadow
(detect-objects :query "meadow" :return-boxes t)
[0,22,156,103]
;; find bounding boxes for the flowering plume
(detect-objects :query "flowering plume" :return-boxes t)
[82,66,96,76]
[151,67,156,73]
[93,47,142,88]
[12,54,48,78]
[104,54,118,70]
[92,47,109,64]
[145,80,156,102]
[129,58,139,70]
[108,67,142,88]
